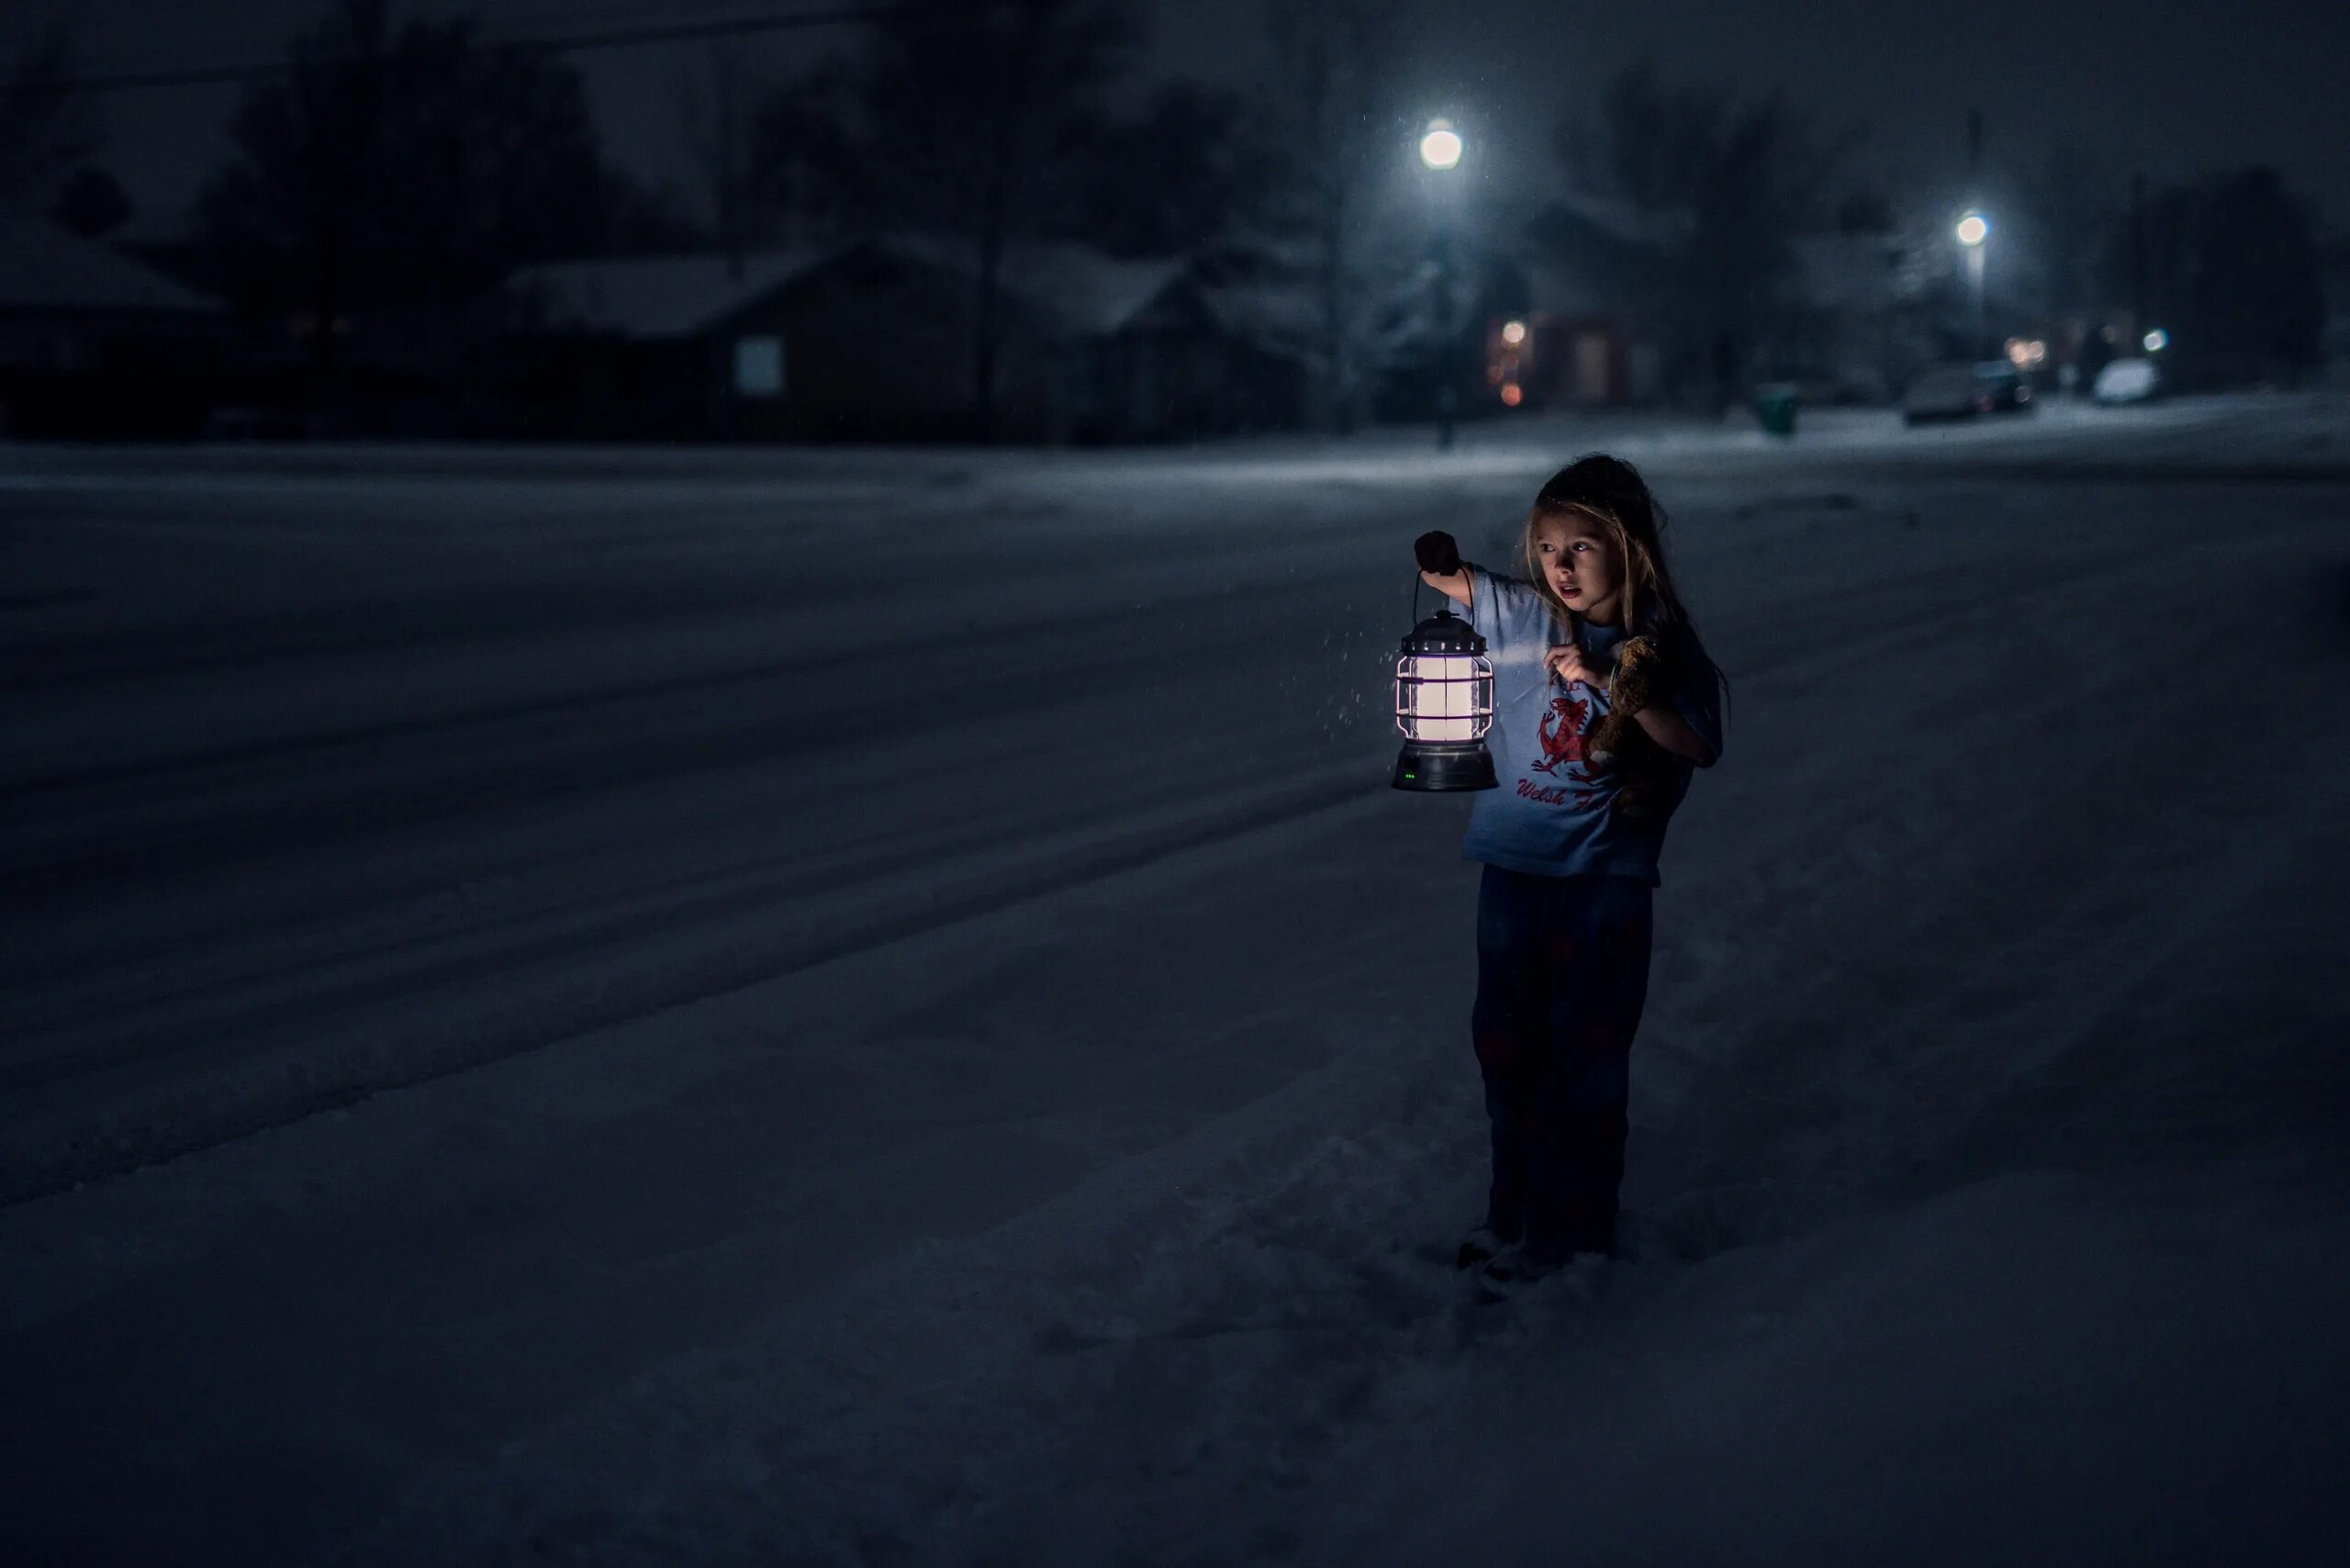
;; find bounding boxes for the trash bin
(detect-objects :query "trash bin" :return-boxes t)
[1754,383,1800,438]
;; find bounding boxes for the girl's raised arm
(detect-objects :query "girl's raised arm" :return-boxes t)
[1415,531,1472,609]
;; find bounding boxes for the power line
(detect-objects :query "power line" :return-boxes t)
[16,0,994,97]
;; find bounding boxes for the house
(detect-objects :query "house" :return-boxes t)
[500,236,1314,443]
[0,211,225,437]
[1490,192,1684,409]
[748,233,1314,442]
[1782,233,1910,403]
[1501,251,1662,409]
[499,246,841,440]
[2323,242,2350,388]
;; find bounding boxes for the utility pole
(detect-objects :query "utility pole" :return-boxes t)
[2130,171,2147,337]
[1966,110,1986,357]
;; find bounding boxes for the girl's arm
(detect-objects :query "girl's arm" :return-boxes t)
[1634,704,1716,767]
[1419,565,1472,609]
[1414,531,1473,609]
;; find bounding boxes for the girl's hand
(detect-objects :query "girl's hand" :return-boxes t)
[1545,643,1605,688]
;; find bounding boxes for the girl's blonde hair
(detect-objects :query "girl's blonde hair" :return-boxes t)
[1518,454,1725,698]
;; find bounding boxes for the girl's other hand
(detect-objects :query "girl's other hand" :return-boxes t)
[1545,643,1604,688]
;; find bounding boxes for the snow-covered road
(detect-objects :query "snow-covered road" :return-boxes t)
[5,401,2348,1563]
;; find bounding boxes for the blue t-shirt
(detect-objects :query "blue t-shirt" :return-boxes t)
[1461,565,1722,885]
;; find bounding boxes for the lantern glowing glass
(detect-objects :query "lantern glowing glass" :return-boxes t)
[1393,607,1496,791]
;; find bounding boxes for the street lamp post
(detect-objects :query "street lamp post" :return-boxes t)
[1955,209,1989,359]
[1420,118,1464,450]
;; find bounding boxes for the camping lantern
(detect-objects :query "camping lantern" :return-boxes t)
[1393,606,1496,791]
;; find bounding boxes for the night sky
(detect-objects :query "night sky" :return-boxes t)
[12,0,2350,240]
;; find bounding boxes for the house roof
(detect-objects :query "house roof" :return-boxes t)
[867,235,1189,337]
[0,211,220,317]
[1528,188,1691,252]
[1516,254,1623,319]
[1789,233,1902,312]
[1201,279,1322,356]
[504,237,1190,342]
[505,246,838,339]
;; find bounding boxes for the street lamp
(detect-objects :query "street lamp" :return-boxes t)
[1418,118,1463,172]
[1420,118,1465,449]
[1955,209,1989,359]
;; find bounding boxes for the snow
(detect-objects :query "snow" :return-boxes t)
[505,248,841,340]
[0,209,223,317]
[3,395,2349,1563]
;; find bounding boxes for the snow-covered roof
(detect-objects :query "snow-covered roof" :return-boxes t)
[0,210,220,317]
[1789,234,1902,312]
[1531,188,1691,251]
[867,235,1189,338]
[1200,280,1322,359]
[1516,253,1623,319]
[505,246,838,339]
[507,238,1190,342]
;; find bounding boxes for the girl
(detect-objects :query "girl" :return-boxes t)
[1413,454,1724,1284]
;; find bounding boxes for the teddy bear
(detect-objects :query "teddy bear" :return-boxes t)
[1583,634,1680,824]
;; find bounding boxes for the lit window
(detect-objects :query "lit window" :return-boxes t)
[734,336,784,398]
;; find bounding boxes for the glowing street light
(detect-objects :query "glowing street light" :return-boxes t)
[1418,118,1464,171]
[2143,328,2170,353]
[1955,209,1990,358]
[1419,118,1467,449]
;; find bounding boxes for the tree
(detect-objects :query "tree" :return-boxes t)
[756,0,1141,433]
[675,44,762,270]
[2104,165,2325,386]
[596,166,710,256]
[2016,145,2120,320]
[1560,60,1864,406]
[1244,0,1405,432]
[2105,180,2200,339]
[49,163,131,238]
[195,0,612,370]
[744,57,859,237]
[1052,82,1257,257]
[0,21,99,211]
[1836,189,1895,235]
[2194,166,2325,381]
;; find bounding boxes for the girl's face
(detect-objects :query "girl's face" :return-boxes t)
[1533,513,1622,623]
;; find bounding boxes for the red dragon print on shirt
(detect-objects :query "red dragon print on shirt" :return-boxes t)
[1520,688,1611,812]
[1531,690,1591,774]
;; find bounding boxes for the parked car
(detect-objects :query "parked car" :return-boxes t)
[1902,361,2031,424]
[1975,361,2032,412]
[2092,357,2163,405]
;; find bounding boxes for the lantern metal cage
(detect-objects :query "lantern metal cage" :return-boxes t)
[1393,606,1496,791]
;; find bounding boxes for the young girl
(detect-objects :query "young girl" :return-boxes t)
[1413,454,1724,1283]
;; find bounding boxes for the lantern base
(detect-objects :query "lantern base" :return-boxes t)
[1393,744,1496,792]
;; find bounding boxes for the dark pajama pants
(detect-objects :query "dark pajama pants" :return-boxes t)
[1471,865,1654,1262]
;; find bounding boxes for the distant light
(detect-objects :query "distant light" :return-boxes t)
[2005,336,2046,370]
[2143,328,2169,353]
[1419,118,1464,172]
[1954,211,1989,247]
[1500,383,1524,407]
[1500,319,1527,347]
